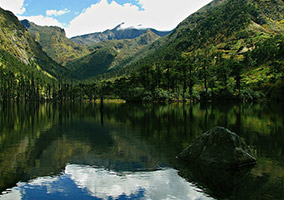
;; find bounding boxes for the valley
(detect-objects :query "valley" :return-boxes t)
[0,0,284,102]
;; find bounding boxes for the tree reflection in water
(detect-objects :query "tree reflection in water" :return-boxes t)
[0,102,283,199]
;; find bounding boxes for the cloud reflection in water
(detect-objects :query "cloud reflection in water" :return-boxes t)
[1,164,214,200]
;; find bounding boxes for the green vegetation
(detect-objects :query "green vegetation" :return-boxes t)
[70,22,171,46]
[66,29,161,79]
[0,8,69,78]
[92,0,284,102]
[66,48,117,79]
[1,0,284,102]
[0,8,72,102]
[0,49,56,102]
[21,20,91,65]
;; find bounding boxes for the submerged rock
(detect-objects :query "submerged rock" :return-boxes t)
[178,126,256,168]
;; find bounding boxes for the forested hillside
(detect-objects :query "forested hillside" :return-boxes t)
[21,20,91,66]
[0,8,69,77]
[1,0,284,103]
[98,0,284,102]
[0,7,70,102]
[66,29,161,79]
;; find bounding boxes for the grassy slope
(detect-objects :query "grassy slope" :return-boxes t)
[70,24,171,46]
[0,7,69,79]
[104,0,284,96]
[22,20,91,66]
[93,0,229,76]
[66,30,161,79]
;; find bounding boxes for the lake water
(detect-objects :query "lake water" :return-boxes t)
[0,102,284,200]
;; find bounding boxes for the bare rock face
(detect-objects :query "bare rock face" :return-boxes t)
[178,127,256,168]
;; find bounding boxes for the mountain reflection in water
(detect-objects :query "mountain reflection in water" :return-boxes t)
[0,102,284,199]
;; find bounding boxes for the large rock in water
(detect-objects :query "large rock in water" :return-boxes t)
[178,127,256,168]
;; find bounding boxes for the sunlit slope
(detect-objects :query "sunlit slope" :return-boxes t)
[0,7,69,79]
[21,20,91,66]
[70,22,171,46]
[66,30,161,79]
[106,0,284,99]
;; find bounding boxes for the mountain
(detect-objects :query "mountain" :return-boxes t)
[139,0,284,70]
[1,0,284,102]
[21,20,91,66]
[66,29,161,79]
[0,7,69,79]
[141,0,284,64]
[97,0,284,101]
[70,23,171,46]
[88,1,233,75]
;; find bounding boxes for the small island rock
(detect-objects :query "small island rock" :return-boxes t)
[178,126,256,168]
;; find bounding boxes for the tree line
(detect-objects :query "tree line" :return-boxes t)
[98,34,284,102]
[0,68,101,102]
[0,34,283,103]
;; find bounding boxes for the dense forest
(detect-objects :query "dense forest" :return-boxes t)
[98,34,284,102]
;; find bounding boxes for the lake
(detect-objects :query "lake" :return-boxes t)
[0,102,284,200]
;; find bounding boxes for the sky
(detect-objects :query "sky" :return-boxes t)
[0,0,212,38]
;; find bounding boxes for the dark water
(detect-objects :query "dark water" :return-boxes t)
[0,102,284,200]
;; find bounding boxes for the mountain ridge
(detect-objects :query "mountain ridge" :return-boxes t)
[21,19,91,66]
[70,23,171,46]
[0,7,69,79]
[95,0,284,101]
[66,29,161,79]
[116,0,284,70]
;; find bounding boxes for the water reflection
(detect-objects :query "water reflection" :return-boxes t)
[0,102,284,199]
[2,165,213,200]
[177,163,254,199]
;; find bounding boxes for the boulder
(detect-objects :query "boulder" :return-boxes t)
[178,126,256,168]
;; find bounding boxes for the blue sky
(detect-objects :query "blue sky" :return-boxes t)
[0,0,212,37]
[22,0,143,26]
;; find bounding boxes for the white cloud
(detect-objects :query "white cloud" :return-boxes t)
[65,0,213,38]
[46,9,70,17]
[0,0,26,14]
[66,0,141,37]
[0,0,213,38]
[18,15,63,27]
[0,0,214,38]
[138,0,213,30]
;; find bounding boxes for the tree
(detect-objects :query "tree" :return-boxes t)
[196,50,211,101]
[215,54,231,88]
[231,59,243,97]
[182,52,197,101]
[176,60,188,102]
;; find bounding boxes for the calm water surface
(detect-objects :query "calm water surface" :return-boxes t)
[0,102,284,200]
